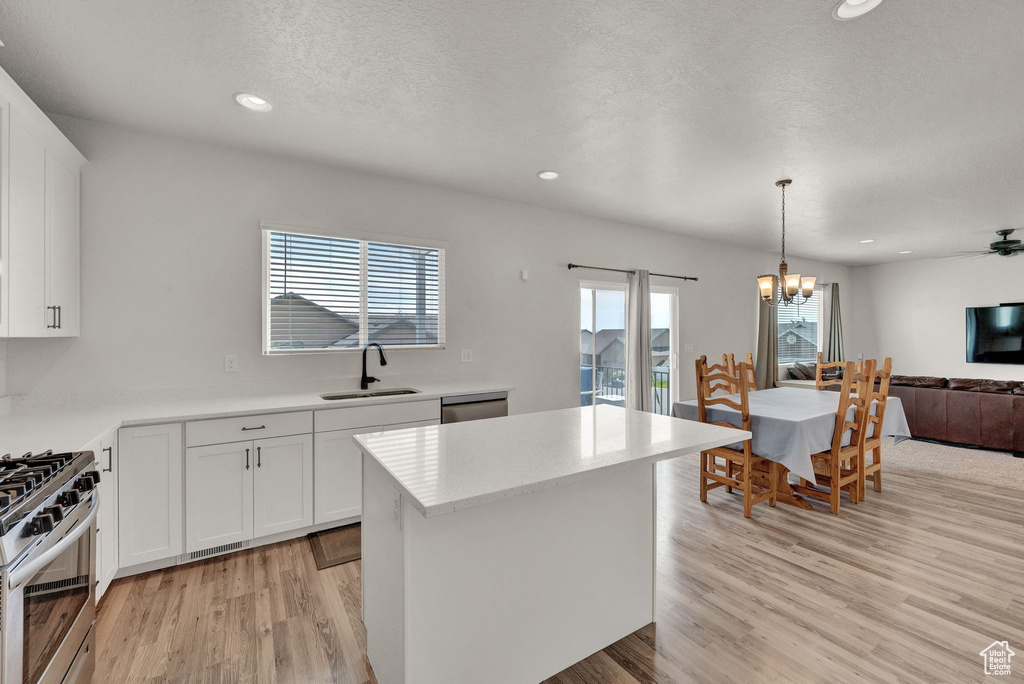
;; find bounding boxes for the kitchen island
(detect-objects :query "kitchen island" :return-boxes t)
[355,404,748,684]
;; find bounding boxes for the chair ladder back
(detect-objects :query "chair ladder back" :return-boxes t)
[865,357,892,439]
[830,360,874,455]
[695,358,752,444]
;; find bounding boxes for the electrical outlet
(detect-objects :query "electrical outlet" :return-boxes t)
[684,344,695,353]
[224,354,239,372]
[461,349,473,363]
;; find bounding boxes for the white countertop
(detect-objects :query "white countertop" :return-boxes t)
[355,404,750,517]
[0,382,511,457]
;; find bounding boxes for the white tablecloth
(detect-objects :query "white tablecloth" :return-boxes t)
[672,387,912,482]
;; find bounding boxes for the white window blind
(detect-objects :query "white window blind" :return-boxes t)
[776,287,821,365]
[265,228,445,352]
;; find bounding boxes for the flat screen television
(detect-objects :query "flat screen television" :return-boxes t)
[966,304,1024,364]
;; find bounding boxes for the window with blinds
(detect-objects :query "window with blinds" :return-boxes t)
[776,286,821,365]
[264,228,445,352]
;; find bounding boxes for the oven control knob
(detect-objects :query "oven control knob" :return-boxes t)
[74,476,95,492]
[59,490,81,507]
[28,513,55,536]
[44,505,64,523]
[85,470,101,484]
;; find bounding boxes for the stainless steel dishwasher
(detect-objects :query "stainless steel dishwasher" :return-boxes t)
[441,391,509,423]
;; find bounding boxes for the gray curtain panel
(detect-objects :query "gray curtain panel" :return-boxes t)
[827,283,845,362]
[626,269,653,412]
[755,276,779,390]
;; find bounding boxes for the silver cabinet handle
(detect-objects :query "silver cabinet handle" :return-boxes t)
[245,448,250,470]
[47,306,58,329]
[102,446,113,473]
[57,305,62,329]
[256,446,262,468]
[241,425,266,432]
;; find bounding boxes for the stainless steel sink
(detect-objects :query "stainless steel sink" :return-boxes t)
[321,388,421,400]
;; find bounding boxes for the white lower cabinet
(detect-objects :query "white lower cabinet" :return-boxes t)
[96,430,119,599]
[118,423,183,567]
[314,428,365,525]
[314,418,439,526]
[185,442,254,553]
[185,434,313,554]
[253,434,314,538]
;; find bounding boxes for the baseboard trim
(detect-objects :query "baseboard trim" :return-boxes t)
[115,515,361,579]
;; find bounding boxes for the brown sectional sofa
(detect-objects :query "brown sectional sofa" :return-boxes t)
[887,375,1024,457]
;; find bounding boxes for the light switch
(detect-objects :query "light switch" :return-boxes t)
[461,349,473,363]
[684,344,695,353]
[224,354,239,372]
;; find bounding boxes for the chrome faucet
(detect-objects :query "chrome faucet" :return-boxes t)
[361,343,387,390]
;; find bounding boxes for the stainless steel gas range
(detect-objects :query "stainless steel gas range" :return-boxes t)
[0,451,100,684]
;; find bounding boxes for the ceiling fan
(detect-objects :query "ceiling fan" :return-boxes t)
[945,229,1024,259]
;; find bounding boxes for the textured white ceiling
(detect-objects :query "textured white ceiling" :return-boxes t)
[2,0,1023,265]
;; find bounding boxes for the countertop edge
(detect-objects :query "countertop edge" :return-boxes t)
[356,426,751,518]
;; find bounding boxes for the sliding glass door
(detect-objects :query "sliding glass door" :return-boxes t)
[579,284,677,414]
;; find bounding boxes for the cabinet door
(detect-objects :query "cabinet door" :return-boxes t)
[118,424,183,566]
[7,110,47,337]
[97,431,119,599]
[253,434,313,538]
[45,151,79,337]
[313,428,373,525]
[185,442,254,553]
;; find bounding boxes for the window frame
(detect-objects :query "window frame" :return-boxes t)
[261,221,447,354]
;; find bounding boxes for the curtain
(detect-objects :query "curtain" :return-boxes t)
[755,276,779,390]
[825,283,845,362]
[626,269,653,412]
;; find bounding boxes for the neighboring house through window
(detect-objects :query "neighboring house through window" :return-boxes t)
[263,225,445,353]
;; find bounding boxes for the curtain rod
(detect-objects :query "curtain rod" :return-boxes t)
[567,263,698,282]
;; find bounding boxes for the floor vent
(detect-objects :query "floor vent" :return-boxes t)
[188,541,249,561]
[25,574,91,597]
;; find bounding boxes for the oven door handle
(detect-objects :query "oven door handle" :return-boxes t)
[9,499,98,591]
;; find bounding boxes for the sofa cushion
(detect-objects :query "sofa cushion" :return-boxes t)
[890,375,916,386]
[1014,386,1024,396]
[790,362,815,380]
[948,378,982,391]
[914,376,949,389]
[979,379,1022,394]
[820,365,843,380]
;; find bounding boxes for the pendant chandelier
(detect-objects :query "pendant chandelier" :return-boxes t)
[757,179,816,306]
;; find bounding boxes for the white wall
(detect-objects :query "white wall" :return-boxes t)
[848,256,1024,380]
[5,116,852,412]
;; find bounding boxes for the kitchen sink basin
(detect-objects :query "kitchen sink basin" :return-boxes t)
[321,388,421,400]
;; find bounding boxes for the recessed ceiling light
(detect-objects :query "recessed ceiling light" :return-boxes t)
[899,250,913,254]
[860,239,875,244]
[833,0,884,20]
[234,92,272,112]
[537,170,559,180]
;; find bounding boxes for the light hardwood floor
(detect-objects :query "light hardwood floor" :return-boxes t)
[96,461,1024,683]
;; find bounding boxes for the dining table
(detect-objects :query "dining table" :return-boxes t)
[672,386,912,509]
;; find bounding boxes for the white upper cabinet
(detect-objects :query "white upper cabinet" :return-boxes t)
[0,65,86,337]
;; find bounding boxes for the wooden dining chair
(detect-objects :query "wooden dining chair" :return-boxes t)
[793,359,875,514]
[858,357,892,497]
[696,357,778,517]
[721,353,757,392]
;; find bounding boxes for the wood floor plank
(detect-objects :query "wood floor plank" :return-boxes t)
[96,458,1024,683]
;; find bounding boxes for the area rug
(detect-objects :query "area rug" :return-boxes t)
[308,523,361,570]
[885,437,1024,491]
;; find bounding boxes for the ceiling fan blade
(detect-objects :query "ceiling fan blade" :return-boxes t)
[932,251,993,260]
